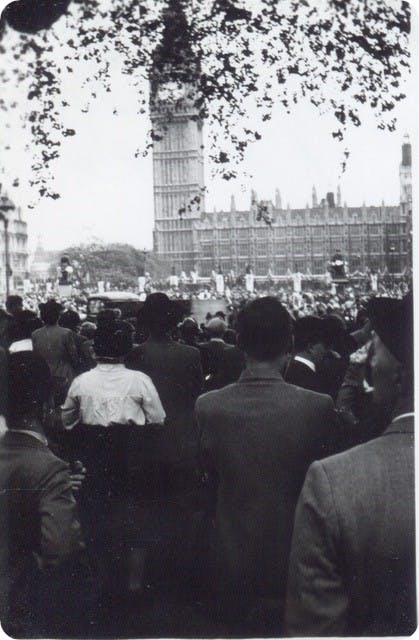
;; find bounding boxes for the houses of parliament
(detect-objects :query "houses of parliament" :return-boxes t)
[151,2,412,279]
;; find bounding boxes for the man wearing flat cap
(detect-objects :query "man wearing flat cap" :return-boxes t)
[285,292,415,636]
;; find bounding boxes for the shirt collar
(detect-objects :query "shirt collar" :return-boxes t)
[9,339,33,353]
[239,366,284,382]
[384,413,414,435]
[294,355,316,373]
[9,429,48,446]
[96,362,126,370]
[392,412,414,424]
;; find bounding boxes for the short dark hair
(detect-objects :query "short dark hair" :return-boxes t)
[236,297,292,360]
[9,310,42,342]
[6,295,23,314]
[94,319,133,359]
[59,309,81,331]
[39,300,62,325]
[293,316,326,351]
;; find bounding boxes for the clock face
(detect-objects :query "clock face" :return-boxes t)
[157,82,186,102]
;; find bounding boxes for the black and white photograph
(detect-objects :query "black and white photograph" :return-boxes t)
[0,0,416,637]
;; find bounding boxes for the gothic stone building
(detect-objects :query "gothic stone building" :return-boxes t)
[151,2,411,278]
[0,204,29,294]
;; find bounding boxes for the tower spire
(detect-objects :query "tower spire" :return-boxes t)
[312,185,318,208]
[275,188,282,209]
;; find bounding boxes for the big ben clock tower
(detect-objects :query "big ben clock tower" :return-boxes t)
[150,0,205,274]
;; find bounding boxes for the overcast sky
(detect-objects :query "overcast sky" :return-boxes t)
[0,0,418,253]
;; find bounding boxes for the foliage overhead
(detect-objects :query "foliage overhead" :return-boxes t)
[0,0,410,200]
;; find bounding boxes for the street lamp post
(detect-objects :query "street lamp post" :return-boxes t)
[0,194,15,298]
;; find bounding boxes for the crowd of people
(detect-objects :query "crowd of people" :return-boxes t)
[0,286,414,637]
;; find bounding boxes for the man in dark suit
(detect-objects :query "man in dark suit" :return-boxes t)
[32,299,79,406]
[0,295,23,350]
[284,315,327,393]
[126,292,203,467]
[199,317,245,391]
[59,308,95,373]
[0,351,91,636]
[196,297,336,634]
[286,292,415,636]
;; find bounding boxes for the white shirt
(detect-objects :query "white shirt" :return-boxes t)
[9,339,33,353]
[294,355,316,373]
[61,363,166,429]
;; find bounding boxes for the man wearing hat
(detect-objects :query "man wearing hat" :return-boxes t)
[284,316,327,393]
[126,292,203,467]
[286,292,415,636]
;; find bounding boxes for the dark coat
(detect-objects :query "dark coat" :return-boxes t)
[0,311,16,350]
[196,368,337,607]
[284,357,320,393]
[198,339,245,391]
[32,325,79,404]
[0,431,88,635]
[126,337,203,462]
[285,415,415,637]
[0,346,7,417]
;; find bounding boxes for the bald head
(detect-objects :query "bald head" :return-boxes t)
[206,317,227,339]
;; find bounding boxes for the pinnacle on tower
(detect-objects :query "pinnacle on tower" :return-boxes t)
[401,133,411,167]
[312,185,318,208]
[337,184,342,207]
[230,195,236,212]
[275,188,282,209]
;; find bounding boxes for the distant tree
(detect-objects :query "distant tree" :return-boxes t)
[59,243,163,287]
[0,0,410,199]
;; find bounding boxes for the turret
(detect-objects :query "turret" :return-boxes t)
[312,185,318,208]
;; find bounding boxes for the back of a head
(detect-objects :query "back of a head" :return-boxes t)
[80,321,96,340]
[206,317,227,339]
[59,309,81,331]
[8,351,52,425]
[94,318,133,359]
[6,295,23,316]
[139,292,181,336]
[368,291,414,400]
[293,316,325,352]
[237,297,292,360]
[96,309,118,329]
[322,314,347,350]
[9,310,42,343]
[179,317,199,341]
[39,299,62,326]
